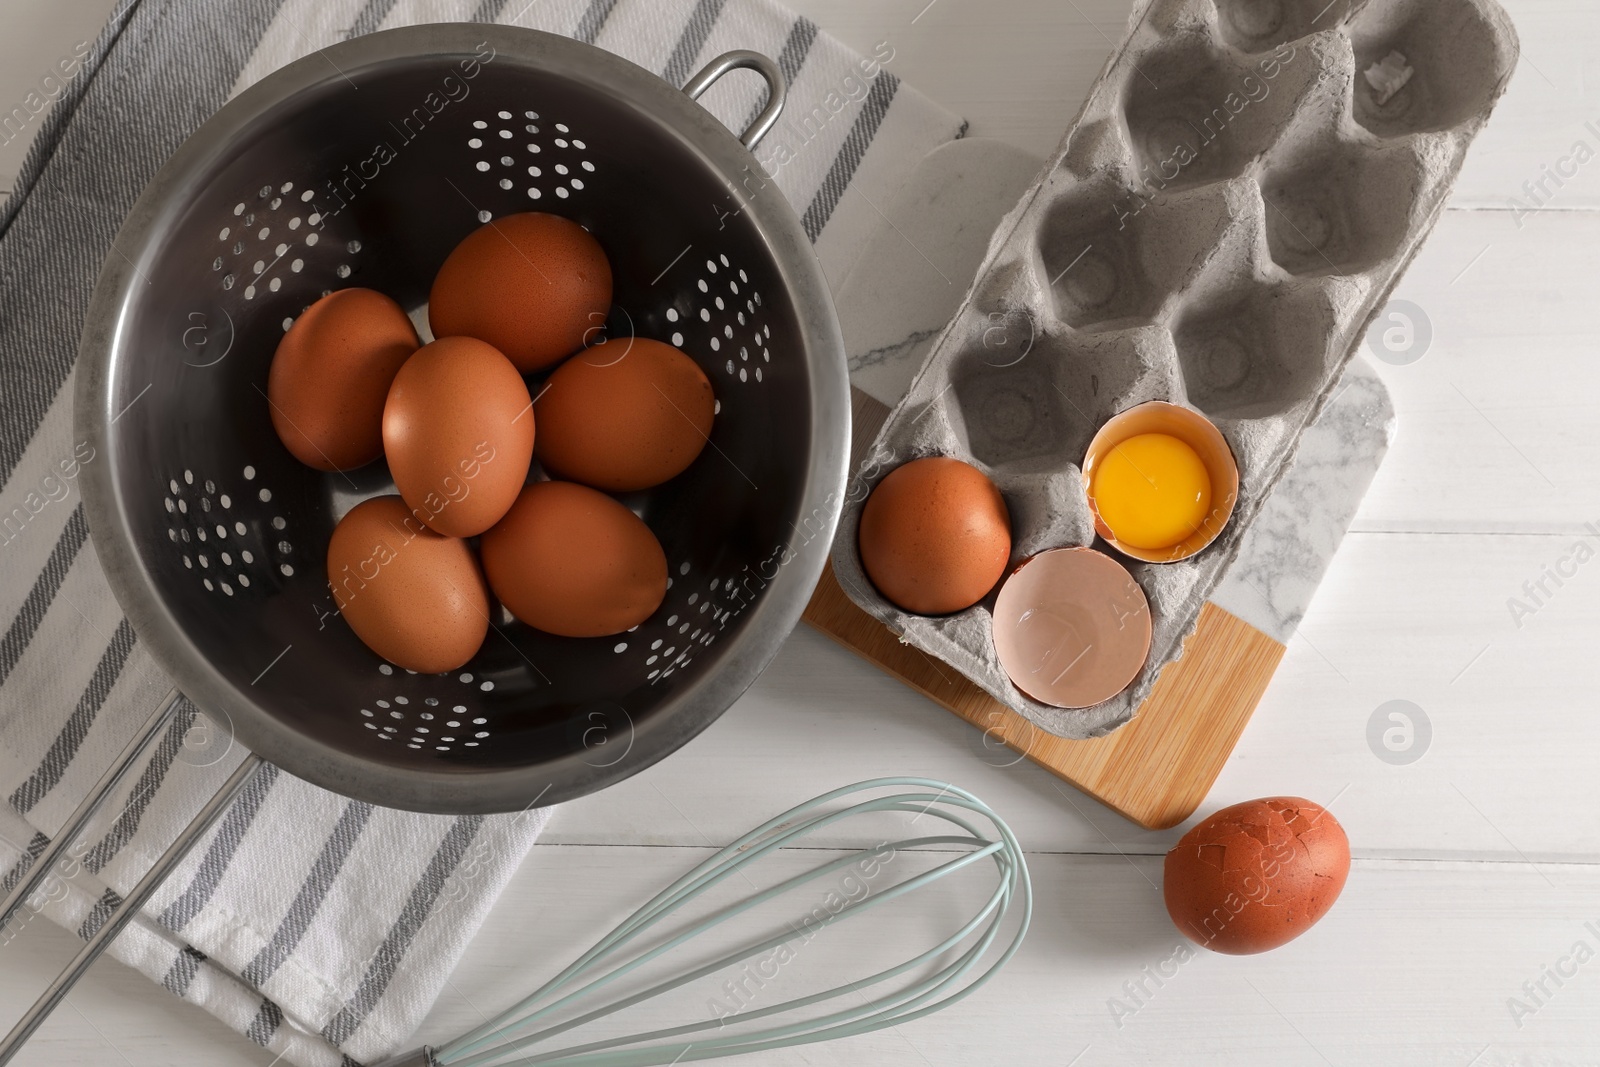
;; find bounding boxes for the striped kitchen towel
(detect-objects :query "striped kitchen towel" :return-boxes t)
[0,1,964,1065]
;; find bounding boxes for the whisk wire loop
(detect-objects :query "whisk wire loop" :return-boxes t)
[499,849,1018,1067]
[436,778,1031,1067]
[448,791,990,1055]
[463,840,1006,1058]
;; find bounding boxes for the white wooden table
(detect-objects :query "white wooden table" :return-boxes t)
[3,0,1598,1063]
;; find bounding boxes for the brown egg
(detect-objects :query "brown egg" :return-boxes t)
[382,336,534,538]
[534,338,715,492]
[429,212,612,372]
[480,481,667,638]
[858,457,1012,615]
[266,288,420,471]
[1164,797,1351,955]
[326,495,489,673]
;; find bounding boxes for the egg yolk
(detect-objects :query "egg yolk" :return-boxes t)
[1091,433,1213,551]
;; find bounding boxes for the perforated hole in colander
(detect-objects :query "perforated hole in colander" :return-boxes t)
[215,181,361,312]
[464,109,595,220]
[605,558,761,686]
[662,255,771,386]
[360,663,495,751]
[164,464,297,595]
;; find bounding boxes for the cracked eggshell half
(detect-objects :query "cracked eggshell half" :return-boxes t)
[991,547,1151,709]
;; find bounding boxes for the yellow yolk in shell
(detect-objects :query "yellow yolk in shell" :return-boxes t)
[1090,433,1213,551]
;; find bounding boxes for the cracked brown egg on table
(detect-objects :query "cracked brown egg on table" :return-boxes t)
[1163,797,1351,955]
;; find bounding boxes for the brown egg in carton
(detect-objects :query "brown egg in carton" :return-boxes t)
[831,0,1518,738]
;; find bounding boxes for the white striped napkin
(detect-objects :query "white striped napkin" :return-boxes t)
[0,0,963,1064]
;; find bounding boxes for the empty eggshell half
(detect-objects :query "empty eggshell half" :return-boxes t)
[990,547,1151,709]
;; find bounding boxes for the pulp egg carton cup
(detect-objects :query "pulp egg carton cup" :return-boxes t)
[831,0,1518,738]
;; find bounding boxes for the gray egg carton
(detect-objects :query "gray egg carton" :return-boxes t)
[832,0,1517,738]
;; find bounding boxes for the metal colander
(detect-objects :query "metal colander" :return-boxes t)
[75,23,849,816]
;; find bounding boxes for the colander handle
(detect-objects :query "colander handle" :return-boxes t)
[682,50,786,151]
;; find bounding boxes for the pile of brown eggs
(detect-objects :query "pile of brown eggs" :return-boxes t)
[266,212,715,673]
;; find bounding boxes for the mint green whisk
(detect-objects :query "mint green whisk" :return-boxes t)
[377,778,1030,1067]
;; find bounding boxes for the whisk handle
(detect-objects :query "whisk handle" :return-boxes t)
[682,50,787,150]
[0,753,265,1065]
[372,1047,438,1067]
[0,690,181,938]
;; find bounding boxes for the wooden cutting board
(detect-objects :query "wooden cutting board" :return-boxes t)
[801,392,1286,831]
